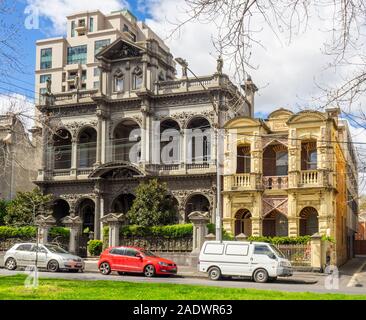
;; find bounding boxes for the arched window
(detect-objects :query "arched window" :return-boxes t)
[300,207,319,236]
[132,66,143,90]
[78,127,97,168]
[187,117,211,163]
[113,68,124,92]
[113,120,141,163]
[263,210,288,237]
[53,129,72,170]
[160,119,180,164]
[234,209,252,236]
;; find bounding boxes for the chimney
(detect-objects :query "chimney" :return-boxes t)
[241,75,258,117]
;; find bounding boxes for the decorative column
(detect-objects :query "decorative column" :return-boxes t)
[70,137,78,178]
[189,211,210,254]
[287,192,298,237]
[100,213,124,247]
[140,102,149,167]
[142,54,148,90]
[62,215,82,255]
[95,107,108,166]
[35,215,56,244]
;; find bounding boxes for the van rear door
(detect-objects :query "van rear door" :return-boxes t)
[222,243,251,276]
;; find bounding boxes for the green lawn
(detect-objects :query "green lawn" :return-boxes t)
[0,275,365,300]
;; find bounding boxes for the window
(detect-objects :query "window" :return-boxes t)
[40,48,52,69]
[40,74,51,83]
[114,76,124,92]
[81,70,87,81]
[132,67,143,90]
[308,150,317,170]
[16,244,32,251]
[109,248,125,255]
[94,67,100,77]
[39,88,47,104]
[94,39,111,59]
[226,244,249,256]
[123,24,129,32]
[93,81,99,89]
[254,245,273,256]
[89,17,94,32]
[276,151,288,175]
[125,248,139,257]
[67,45,87,65]
[71,21,76,37]
[204,243,224,255]
[78,19,85,27]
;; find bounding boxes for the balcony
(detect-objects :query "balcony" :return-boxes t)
[263,176,288,189]
[300,170,319,187]
[224,173,251,190]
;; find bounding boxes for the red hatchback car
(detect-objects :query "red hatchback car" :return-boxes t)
[98,246,178,277]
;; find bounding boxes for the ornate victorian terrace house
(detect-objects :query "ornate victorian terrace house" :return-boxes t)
[34,10,253,246]
[222,108,359,265]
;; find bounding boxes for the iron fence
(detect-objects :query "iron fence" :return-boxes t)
[276,244,311,266]
[119,236,193,252]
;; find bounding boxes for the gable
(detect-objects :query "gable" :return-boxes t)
[96,37,144,61]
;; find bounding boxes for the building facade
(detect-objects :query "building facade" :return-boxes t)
[0,114,41,200]
[222,108,359,265]
[34,10,252,244]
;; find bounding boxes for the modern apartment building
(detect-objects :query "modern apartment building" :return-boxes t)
[34,10,253,254]
[222,108,359,265]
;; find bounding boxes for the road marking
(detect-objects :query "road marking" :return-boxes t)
[347,261,366,287]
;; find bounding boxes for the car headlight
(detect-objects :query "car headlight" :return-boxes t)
[279,260,291,267]
[158,262,169,266]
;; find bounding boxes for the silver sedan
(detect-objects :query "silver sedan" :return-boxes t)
[4,243,84,272]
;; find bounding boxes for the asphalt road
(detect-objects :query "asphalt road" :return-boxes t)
[0,267,365,296]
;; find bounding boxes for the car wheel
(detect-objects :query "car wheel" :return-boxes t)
[117,271,125,276]
[208,267,221,281]
[99,262,111,275]
[47,260,59,272]
[144,264,156,277]
[253,269,269,283]
[5,258,17,270]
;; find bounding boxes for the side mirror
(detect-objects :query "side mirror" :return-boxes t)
[268,253,277,260]
[136,253,143,259]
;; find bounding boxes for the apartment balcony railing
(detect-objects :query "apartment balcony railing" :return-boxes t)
[224,173,251,190]
[300,170,319,186]
[77,168,93,176]
[262,176,288,189]
[51,169,71,177]
[146,164,180,171]
[186,163,210,170]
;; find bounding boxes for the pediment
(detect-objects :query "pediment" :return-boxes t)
[96,37,144,61]
[287,111,326,124]
[268,108,294,119]
[224,116,266,129]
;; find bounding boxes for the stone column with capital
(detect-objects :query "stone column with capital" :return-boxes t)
[189,211,210,254]
[62,215,82,255]
[100,213,124,247]
[70,137,78,178]
[35,215,56,244]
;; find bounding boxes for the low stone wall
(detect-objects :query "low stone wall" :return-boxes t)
[153,252,198,267]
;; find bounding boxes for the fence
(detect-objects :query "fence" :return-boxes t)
[119,236,193,252]
[276,244,311,267]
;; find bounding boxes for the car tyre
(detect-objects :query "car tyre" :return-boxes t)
[208,267,221,281]
[5,257,17,271]
[144,264,156,277]
[99,262,111,275]
[47,260,59,272]
[253,269,269,283]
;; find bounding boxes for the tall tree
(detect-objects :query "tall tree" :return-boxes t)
[4,188,52,226]
[127,179,178,226]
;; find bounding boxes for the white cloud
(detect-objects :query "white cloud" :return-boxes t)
[26,0,129,35]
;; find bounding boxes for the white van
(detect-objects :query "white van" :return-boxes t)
[199,241,293,282]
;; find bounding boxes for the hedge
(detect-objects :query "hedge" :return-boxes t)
[0,226,69,239]
[247,236,311,245]
[87,240,103,256]
[120,224,193,238]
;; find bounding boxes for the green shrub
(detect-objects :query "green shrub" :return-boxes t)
[247,236,311,244]
[87,240,103,256]
[120,224,193,238]
[0,226,69,240]
[206,223,234,240]
[49,227,70,239]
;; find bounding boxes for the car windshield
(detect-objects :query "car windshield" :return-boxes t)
[140,250,156,257]
[44,245,68,254]
[269,245,286,258]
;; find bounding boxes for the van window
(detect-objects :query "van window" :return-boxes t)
[254,244,273,256]
[204,243,224,255]
[226,244,249,256]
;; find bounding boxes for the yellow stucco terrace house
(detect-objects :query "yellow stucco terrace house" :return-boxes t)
[223,108,359,266]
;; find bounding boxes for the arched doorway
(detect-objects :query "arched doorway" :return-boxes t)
[263,210,288,237]
[234,209,252,236]
[160,119,180,164]
[113,119,141,163]
[112,193,136,214]
[53,129,72,169]
[164,195,179,224]
[299,207,319,236]
[78,127,97,168]
[187,117,211,163]
[78,199,95,233]
[185,194,210,222]
[52,199,70,226]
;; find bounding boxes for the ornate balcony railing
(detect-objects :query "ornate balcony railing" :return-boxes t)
[263,176,288,189]
[300,170,319,186]
[186,163,210,170]
[224,173,251,190]
[52,169,70,177]
[77,168,93,176]
[146,164,180,171]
